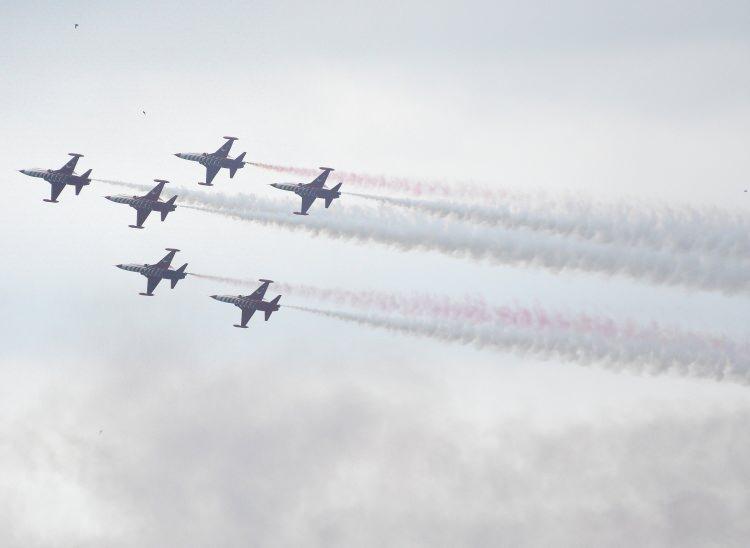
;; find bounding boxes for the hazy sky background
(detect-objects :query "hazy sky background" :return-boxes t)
[1,1,749,546]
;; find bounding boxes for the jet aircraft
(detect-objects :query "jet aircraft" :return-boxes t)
[211,279,281,328]
[105,179,177,229]
[270,167,342,215]
[19,153,92,203]
[174,136,247,186]
[116,248,188,296]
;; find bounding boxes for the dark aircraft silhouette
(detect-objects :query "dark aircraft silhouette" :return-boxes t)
[174,136,247,186]
[270,167,342,215]
[116,248,187,296]
[211,279,281,328]
[105,179,177,229]
[19,153,92,203]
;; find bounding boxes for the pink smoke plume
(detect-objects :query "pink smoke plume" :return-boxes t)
[189,274,740,351]
[247,161,508,201]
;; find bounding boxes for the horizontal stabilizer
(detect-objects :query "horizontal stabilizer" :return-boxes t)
[165,248,180,252]
[293,212,309,216]
[154,179,169,184]
[233,324,249,329]
[68,153,84,157]
[223,136,239,140]
[259,279,274,284]
[128,224,145,229]
[43,199,59,203]
[198,182,213,186]
[139,292,154,296]
[318,167,335,171]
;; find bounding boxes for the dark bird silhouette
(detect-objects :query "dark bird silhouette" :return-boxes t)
[142,110,146,116]
[74,23,79,29]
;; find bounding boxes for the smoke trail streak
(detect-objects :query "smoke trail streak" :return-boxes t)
[247,162,505,200]
[190,273,743,358]
[189,273,618,336]
[96,178,750,294]
[347,192,750,258]
[286,306,750,384]
[246,163,750,257]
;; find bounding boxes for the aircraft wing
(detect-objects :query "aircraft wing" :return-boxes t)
[304,168,334,189]
[205,165,221,184]
[58,154,81,174]
[146,276,161,295]
[49,181,66,202]
[248,280,272,300]
[240,307,255,327]
[143,180,166,200]
[298,195,315,215]
[213,137,236,158]
[135,208,151,227]
[154,248,179,268]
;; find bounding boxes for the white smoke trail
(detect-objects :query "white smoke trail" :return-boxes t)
[190,273,744,360]
[347,192,750,258]
[246,163,750,257]
[286,305,750,384]
[247,162,498,200]
[96,178,750,294]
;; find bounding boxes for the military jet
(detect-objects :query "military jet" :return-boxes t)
[270,167,342,215]
[174,136,247,186]
[211,279,281,328]
[105,179,177,229]
[19,153,92,203]
[116,248,188,296]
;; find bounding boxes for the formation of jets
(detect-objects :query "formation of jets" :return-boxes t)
[105,179,177,229]
[116,248,188,296]
[174,136,247,186]
[19,136,349,328]
[271,167,342,215]
[211,279,282,328]
[19,153,92,202]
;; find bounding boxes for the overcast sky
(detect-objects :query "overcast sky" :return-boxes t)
[1,1,749,546]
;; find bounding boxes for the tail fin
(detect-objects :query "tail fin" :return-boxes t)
[230,152,246,178]
[265,295,281,321]
[162,196,177,221]
[171,263,188,288]
[325,183,342,207]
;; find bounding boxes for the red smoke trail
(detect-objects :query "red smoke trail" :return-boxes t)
[190,274,746,358]
[248,161,509,201]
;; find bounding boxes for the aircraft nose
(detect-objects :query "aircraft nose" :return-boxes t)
[210,295,219,300]
[115,264,124,269]
[18,169,27,174]
[269,183,278,188]
[174,153,182,158]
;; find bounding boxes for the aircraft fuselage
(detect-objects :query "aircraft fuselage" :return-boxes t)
[175,152,245,170]
[19,168,91,187]
[211,294,281,314]
[116,263,186,282]
[272,182,341,201]
[106,195,177,214]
